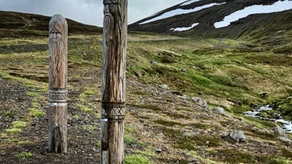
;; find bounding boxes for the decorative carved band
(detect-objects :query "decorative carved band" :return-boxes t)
[104,0,119,4]
[102,102,125,120]
[49,89,67,103]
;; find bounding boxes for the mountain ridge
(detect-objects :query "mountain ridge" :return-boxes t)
[129,0,292,42]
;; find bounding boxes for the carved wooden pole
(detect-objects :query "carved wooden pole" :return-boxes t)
[48,14,68,153]
[101,0,127,163]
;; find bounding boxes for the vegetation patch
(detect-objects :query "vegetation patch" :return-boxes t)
[125,154,153,164]
[28,108,45,117]
[15,152,32,158]
[161,127,221,150]
[124,135,136,145]
[210,148,290,164]
[76,103,93,113]
[5,128,22,134]
[12,121,27,128]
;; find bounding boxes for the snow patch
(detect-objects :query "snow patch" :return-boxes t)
[180,0,201,6]
[214,0,292,28]
[140,2,225,25]
[170,23,199,31]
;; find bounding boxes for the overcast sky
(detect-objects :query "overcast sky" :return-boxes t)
[0,0,184,26]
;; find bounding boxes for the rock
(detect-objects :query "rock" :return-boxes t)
[278,136,292,144]
[212,107,226,115]
[159,84,168,89]
[272,112,282,119]
[156,148,162,154]
[191,97,208,109]
[259,93,269,99]
[223,131,246,142]
[171,90,183,96]
[272,126,286,137]
[181,68,187,72]
[150,60,158,66]
[133,71,142,78]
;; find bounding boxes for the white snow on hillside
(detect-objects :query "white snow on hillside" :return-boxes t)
[140,2,225,25]
[170,23,199,31]
[180,0,201,6]
[214,0,292,28]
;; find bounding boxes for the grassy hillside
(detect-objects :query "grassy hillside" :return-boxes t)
[0,10,292,164]
[0,10,102,38]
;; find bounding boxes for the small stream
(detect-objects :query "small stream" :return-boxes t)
[243,105,292,133]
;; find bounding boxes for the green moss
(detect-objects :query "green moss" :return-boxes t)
[26,92,39,97]
[5,128,22,133]
[84,90,95,95]
[82,125,95,131]
[243,116,276,128]
[18,140,33,145]
[124,135,136,145]
[125,155,153,164]
[15,152,32,158]
[12,121,27,128]
[76,104,93,113]
[72,115,79,119]
[2,74,13,80]
[28,108,45,117]
[125,126,134,133]
[0,133,8,138]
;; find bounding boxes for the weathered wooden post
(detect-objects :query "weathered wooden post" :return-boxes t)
[48,14,68,153]
[101,0,127,163]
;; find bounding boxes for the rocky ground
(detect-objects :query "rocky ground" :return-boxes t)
[0,36,292,164]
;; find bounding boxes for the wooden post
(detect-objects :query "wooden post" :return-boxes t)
[48,14,68,153]
[101,0,127,163]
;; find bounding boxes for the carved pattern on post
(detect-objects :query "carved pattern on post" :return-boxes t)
[49,89,67,103]
[102,103,125,120]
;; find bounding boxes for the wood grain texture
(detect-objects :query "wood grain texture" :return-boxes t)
[101,0,127,163]
[48,14,68,153]
[101,0,127,103]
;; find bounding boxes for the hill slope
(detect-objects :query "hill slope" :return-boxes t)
[129,0,292,42]
[0,10,102,38]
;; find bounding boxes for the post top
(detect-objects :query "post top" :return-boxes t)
[49,14,67,33]
[104,0,119,4]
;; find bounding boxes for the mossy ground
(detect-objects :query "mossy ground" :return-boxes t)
[0,32,292,163]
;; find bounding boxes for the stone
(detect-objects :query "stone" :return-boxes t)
[171,90,183,96]
[181,68,187,72]
[133,71,142,78]
[259,93,269,99]
[272,126,286,137]
[150,60,158,66]
[213,107,226,115]
[272,112,282,119]
[156,148,162,153]
[278,136,292,144]
[160,84,168,89]
[223,131,246,142]
[191,97,208,109]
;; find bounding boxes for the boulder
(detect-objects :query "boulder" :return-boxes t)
[159,84,168,89]
[191,97,208,109]
[213,107,226,115]
[223,131,246,142]
[272,126,286,137]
